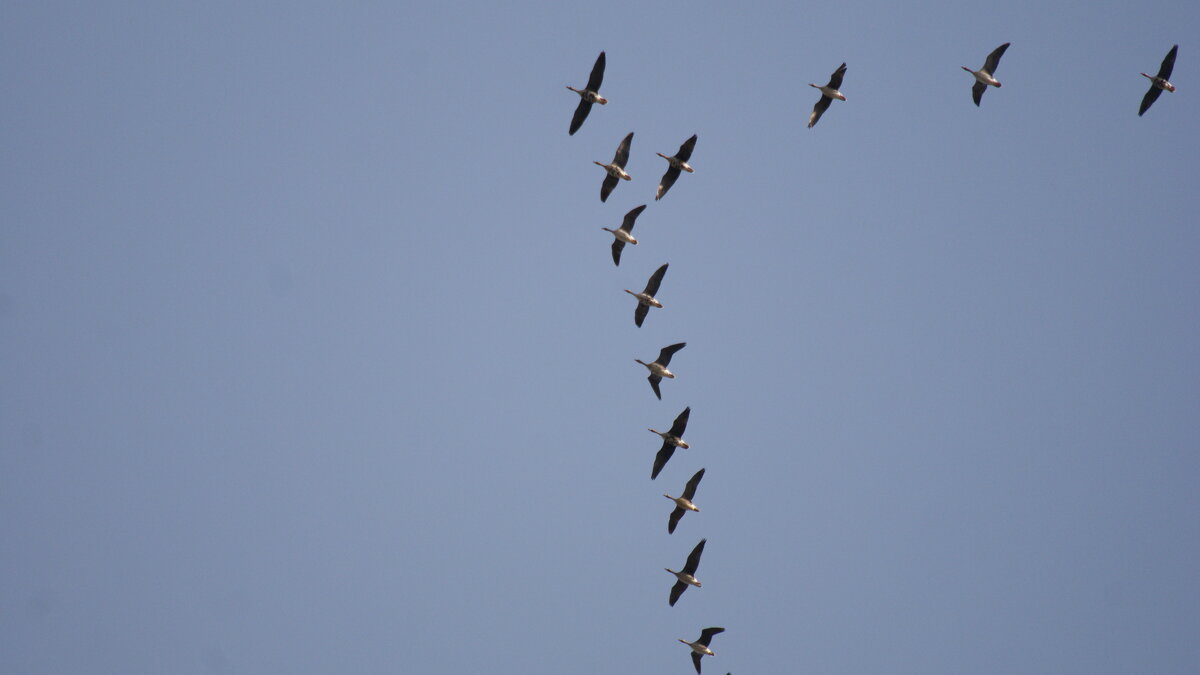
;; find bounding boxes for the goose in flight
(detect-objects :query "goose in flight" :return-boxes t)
[567,52,607,135]
[649,407,691,479]
[963,42,1010,106]
[808,63,847,128]
[596,132,634,202]
[601,204,646,266]
[1140,44,1178,116]
[667,538,707,606]
[625,263,668,327]
[636,342,686,399]
[666,468,705,534]
[679,627,725,674]
[655,134,698,200]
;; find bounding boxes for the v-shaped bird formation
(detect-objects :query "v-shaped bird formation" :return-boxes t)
[562,41,1180,673]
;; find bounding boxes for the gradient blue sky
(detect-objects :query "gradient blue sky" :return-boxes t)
[3,2,1199,673]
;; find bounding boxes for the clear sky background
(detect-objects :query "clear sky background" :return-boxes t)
[3,2,1198,673]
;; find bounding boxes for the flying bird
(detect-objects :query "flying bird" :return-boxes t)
[655,134,698,200]
[625,263,668,327]
[596,132,634,202]
[1139,44,1178,116]
[679,626,725,674]
[666,468,705,534]
[636,342,686,400]
[808,63,847,128]
[649,407,691,480]
[963,42,1010,106]
[667,538,707,606]
[567,52,607,135]
[601,205,646,266]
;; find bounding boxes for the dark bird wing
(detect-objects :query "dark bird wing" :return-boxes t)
[635,303,650,327]
[669,579,688,606]
[1158,44,1178,80]
[569,99,593,135]
[676,134,698,162]
[984,42,1010,74]
[649,374,663,399]
[971,81,987,106]
[668,505,686,533]
[613,132,634,167]
[692,652,703,674]
[657,342,686,367]
[620,204,646,232]
[610,239,626,266]
[587,51,606,92]
[644,263,668,296]
[683,538,706,574]
[652,443,677,480]
[681,467,705,500]
[1139,85,1163,116]
[698,627,725,646]
[808,95,833,128]
[657,166,682,200]
[668,407,691,437]
[601,174,619,202]
[827,62,847,89]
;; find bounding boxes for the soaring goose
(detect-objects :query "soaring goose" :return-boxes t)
[636,342,686,400]
[601,204,646,266]
[964,43,1010,106]
[655,134,698,200]
[649,406,691,480]
[626,263,668,327]
[667,538,707,606]
[808,63,847,128]
[666,468,705,534]
[567,52,607,135]
[596,132,634,202]
[1140,45,1178,116]
[679,627,724,674]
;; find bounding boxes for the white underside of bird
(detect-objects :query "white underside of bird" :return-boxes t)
[665,494,699,511]
[964,67,1001,87]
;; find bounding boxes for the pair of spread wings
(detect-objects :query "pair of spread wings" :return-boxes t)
[610,204,645,266]
[656,134,698,200]
[569,52,605,135]
[668,468,705,535]
[669,538,706,606]
[689,627,725,674]
[972,43,1010,106]
[651,407,691,479]
[809,63,847,128]
[647,342,686,399]
[633,263,668,327]
[600,132,633,202]
[1140,44,1178,116]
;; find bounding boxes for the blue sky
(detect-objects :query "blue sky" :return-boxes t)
[2,2,1198,673]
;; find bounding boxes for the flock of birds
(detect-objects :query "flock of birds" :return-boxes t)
[563,41,1180,674]
[567,50,724,674]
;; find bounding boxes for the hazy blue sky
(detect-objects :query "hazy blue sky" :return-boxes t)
[3,2,1198,673]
